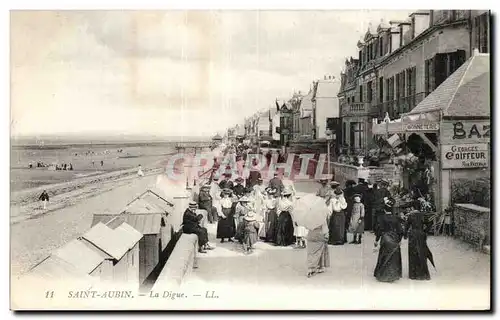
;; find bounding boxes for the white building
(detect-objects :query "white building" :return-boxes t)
[314,77,341,139]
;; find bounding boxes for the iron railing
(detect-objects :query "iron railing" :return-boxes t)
[371,92,428,120]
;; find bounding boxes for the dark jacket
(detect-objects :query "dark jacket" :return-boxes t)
[39,192,49,201]
[219,180,234,190]
[247,170,262,189]
[182,208,203,234]
[233,184,246,197]
[268,177,284,195]
[372,187,391,212]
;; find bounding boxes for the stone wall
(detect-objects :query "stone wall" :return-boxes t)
[152,233,199,289]
[453,203,490,253]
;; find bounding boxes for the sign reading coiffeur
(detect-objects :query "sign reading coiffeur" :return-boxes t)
[441,143,489,169]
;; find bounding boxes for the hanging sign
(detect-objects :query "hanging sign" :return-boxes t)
[404,121,439,132]
[441,143,489,169]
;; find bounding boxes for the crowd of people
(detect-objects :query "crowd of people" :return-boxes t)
[183,169,303,255]
[180,144,435,282]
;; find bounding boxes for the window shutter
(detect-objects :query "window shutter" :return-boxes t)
[434,53,447,88]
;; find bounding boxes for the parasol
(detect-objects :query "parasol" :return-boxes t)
[292,194,330,230]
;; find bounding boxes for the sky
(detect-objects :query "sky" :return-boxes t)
[11,10,411,137]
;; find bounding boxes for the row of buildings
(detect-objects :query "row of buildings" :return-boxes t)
[224,10,490,156]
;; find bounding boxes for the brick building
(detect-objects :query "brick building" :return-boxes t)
[338,10,490,154]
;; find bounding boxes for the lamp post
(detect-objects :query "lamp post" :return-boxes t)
[326,129,333,178]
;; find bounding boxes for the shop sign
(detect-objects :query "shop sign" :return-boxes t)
[441,120,490,144]
[441,143,489,169]
[404,122,439,132]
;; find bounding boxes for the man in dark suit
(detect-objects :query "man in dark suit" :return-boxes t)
[219,173,234,190]
[182,201,214,253]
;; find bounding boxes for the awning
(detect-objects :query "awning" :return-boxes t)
[372,115,440,135]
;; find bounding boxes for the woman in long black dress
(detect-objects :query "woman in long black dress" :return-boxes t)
[327,188,348,245]
[216,189,236,243]
[373,198,404,282]
[275,188,295,246]
[404,208,435,280]
[264,188,279,243]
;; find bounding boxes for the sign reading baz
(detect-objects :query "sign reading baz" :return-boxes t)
[441,143,489,169]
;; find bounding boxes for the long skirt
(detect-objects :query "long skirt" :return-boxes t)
[328,212,345,245]
[408,230,431,280]
[276,211,295,246]
[374,232,403,282]
[306,227,330,272]
[183,225,208,247]
[216,208,236,239]
[265,208,278,243]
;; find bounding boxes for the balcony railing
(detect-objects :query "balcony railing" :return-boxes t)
[371,92,428,120]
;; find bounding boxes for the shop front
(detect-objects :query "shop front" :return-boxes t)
[371,50,490,218]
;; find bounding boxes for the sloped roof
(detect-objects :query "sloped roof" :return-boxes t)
[27,255,94,281]
[82,222,142,260]
[407,53,490,117]
[92,213,163,235]
[121,189,173,215]
[142,189,174,210]
[53,239,110,274]
[114,221,143,244]
[315,80,341,98]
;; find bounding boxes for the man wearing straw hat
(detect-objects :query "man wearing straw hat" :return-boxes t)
[182,201,214,253]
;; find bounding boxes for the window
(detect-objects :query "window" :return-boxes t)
[385,78,390,101]
[379,38,383,57]
[395,73,400,101]
[475,13,489,53]
[367,81,373,103]
[424,58,435,94]
[401,71,406,98]
[434,50,466,88]
[379,77,384,103]
[343,122,347,144]
[358,50,362,64]
[350,122,365,150]
[359,85,364,102]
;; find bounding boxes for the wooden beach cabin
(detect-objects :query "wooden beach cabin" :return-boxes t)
[80,222,142,289]
[91,189,175,285]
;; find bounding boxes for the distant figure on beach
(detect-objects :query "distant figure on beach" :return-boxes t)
[28,163,33,169]
[39,190,49,210]
[101,160,104,167]
[92,160,95,167]
[69,163,73,171]
[137,165,144,177]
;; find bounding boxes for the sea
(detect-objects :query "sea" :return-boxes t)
[10,134,211,192]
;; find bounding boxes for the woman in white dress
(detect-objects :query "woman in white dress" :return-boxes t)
[137,164,144,177]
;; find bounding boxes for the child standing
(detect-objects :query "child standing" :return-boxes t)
[294,222,308,248]
[242,211,260,254]
[349,194,365,244]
